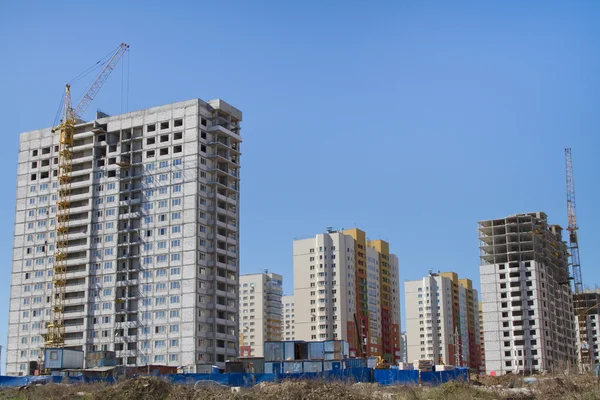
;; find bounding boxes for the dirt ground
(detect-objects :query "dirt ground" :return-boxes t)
[0,374,599,400]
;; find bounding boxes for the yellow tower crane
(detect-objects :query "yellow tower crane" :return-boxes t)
[45,43,129,348]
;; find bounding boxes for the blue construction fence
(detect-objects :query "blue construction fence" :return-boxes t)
[0,367,468,388]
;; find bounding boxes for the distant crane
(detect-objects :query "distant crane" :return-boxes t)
[45,43,129,348]
[565,148,582,295]
[565,148,589,369]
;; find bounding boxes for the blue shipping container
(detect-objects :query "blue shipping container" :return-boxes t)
[309,342,324,359]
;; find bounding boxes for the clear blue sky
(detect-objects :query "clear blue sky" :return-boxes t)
[1,0,599,366]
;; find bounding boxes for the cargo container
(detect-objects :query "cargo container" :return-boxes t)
[225,361,245,373]
[44,348,84,370]
[324,360,342,371]
[308,341,325,359]
[283,361,303,373]
[194,364,220,374]
[303,360,323,372]
[344,358,365,369]
[240,357,265,374]
[264,342,284,361]
[283,341,309,360]
[324,351,343,360]
[324,340,341,353]
[86,351,116,368]
[264,361,282,374]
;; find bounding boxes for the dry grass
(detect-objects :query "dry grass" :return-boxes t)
[0,374,599,400]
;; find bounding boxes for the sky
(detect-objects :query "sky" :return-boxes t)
[0,0,599,368]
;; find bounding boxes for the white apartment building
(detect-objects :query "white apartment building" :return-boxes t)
[293,228,402,362]
[239,271,283,357]
[574,289,600,370]
[405,273,454,364]
[405,272,481,369]
[281,295,295,341]
[7,99,242,375]
[479,212,576,375]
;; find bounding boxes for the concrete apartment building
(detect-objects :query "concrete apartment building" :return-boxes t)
[405,272,481,370]
[239,271,283,357]
[574,289,600,370]
[292,228,401,362]
[479,212,576,375]
[7,98,242,375]
[281,295,295,341]
[479,303,486,373]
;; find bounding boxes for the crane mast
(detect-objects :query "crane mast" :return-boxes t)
[565,148,590,370]
[46,43,129,348]
[565,148,582,294]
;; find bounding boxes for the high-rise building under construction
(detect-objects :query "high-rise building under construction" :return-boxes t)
[7,98,242,375]
[479,212,576,375]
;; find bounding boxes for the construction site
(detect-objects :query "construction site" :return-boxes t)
[2,37,599,398]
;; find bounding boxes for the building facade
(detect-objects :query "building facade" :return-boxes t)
[479,303,486,373]
[400,332,407,363]
[281,295,295,341]
[239,271,283,357]
[574,289,600,370]
[292,228,401,362]
[7,99,242,375]
[404,272,481,370]
[479,212,576,375]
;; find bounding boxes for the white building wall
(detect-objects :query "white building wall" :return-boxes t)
[405,275,454,365]
[281,295,295,341]
[293,232,354,342]
[239,272,283,357]
[7,99,242,375]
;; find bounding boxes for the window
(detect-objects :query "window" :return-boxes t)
[171,253,181,261]
[171,239,180,247]
[169,339,179,347]
[173,185,181,193]
[170,296,180,304]
[171,267,181,275]
[171,226,181,233]
[171,198,181,206]
[173,171,181,179]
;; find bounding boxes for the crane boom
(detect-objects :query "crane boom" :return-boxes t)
[46,43,129,348]
[73,43,129,120]
[565,148,582,294]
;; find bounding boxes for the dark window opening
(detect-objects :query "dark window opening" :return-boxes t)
[147,124,156,132]
[160,122,169,130]
[174,119,183,127]
[147,138,155,145]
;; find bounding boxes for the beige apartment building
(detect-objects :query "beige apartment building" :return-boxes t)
[239,271,283,357]
[292,228,401,362]
[405,272,481,370]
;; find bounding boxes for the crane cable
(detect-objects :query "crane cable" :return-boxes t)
[52,44,122,126]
